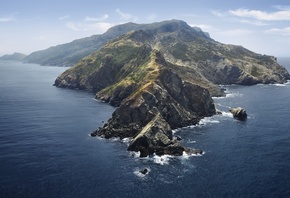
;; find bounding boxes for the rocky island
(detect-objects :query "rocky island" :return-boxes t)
[54,20,290,157]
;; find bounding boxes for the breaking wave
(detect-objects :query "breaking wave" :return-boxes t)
[273,83,286,87]
[130,150,203,166]
[221,111,233,118]
[225,92,243,98]
[152,154,172,165]
[198,117,220,125]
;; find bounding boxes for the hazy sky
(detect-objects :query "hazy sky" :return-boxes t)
[1,0,290,57]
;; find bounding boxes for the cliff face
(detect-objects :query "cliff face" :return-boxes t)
[54,20,290,156]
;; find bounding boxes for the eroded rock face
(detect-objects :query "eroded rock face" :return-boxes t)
[229,107,247,121]
[127,113,175,157]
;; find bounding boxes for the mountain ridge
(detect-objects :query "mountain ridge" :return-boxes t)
[23,20,210,66]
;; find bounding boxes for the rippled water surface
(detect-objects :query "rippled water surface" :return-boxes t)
[1,60,290,198]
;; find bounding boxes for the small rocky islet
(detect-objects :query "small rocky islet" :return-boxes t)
[53,20,290,157]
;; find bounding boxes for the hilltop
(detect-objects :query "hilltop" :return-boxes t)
[0,52,26,61]
[54,20,290,156]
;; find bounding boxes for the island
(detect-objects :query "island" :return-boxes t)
[54,20,290,157]
[0,52,26,61]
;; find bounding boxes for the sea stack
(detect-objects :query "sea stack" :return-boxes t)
[229,107,247,121]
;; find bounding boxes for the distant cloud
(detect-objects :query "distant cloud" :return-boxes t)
[115,9,137,21]
[65,13,112,32]
[240,19,269,26]
[229,8,290,21]
[180,14,200,18]
[66,21,113,32]
[86,22,113,31]
[66,22,80,31]
[84,14,109,22]
[211,10,227,17]
[146,13,157,21]
[33,35,47,41]
[272,5,290,11]
[59,15,71,20]
[0,13,16,22]
[0,17,13,22]
[189,23,217,33]
[266,27,290,36]
[216,29,253,37]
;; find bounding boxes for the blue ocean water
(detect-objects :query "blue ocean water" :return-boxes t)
[1,60,290,198]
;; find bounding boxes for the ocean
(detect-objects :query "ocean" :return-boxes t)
[0,59,290,198]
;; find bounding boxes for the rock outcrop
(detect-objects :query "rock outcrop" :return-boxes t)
[229,107,247,121]
[90,52,216,156]
[139,168,148,175]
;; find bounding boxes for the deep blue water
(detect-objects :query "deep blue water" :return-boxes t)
[1,60,290,198]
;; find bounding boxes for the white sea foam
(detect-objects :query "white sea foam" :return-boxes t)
[198,117,220,126]
[221,111,233,118]
[152,154,172,165]
[131,149,204,166]
[178,151,204,161]
[213,91,243,99]
[121,138,132,146]
[180,152,192,160]
[129,151,141,158]
[225,92,243,98]
[110,137,120,142]
[273,83,286,87]
[187,140,196,144]
[215,103,232,109]
[172,129,180,134]
[188,125,198,129]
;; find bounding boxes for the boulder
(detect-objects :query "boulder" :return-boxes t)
[139,168,148,175]
[229,107,247,120]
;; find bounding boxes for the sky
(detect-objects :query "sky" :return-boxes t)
[1,0,290,57]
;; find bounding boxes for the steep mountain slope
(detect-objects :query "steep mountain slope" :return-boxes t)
[23,23,140,66]
[54,20,290,156]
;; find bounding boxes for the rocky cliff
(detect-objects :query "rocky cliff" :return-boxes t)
[54,20,290,156]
